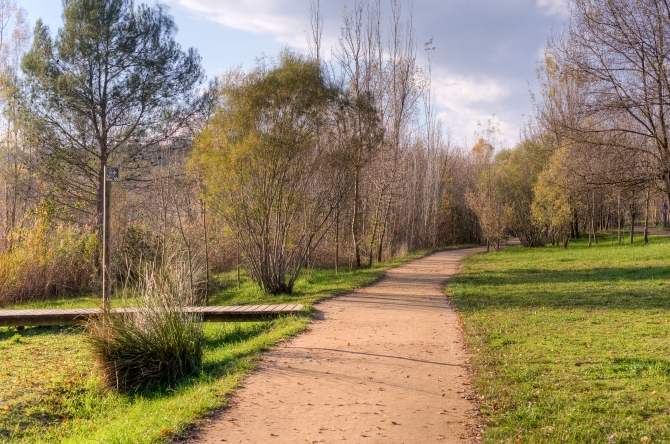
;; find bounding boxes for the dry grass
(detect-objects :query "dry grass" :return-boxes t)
[0,219,97,307]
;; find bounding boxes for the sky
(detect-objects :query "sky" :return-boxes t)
[16,0,568,147]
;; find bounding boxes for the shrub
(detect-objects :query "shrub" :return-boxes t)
[85,257,205,393]
[0,213,97,307]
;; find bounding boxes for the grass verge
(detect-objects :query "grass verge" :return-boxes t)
[449,234,670,443]
[0,248,442,443]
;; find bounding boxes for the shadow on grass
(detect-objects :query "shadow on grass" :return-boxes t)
[0,324,79,341]
[453,234,670,310]
[466,265,669,285]
[454,264,670,310]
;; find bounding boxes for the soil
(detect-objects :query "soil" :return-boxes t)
[191,247,486,444]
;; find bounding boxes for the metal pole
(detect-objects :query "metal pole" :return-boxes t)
[102,171,111,310]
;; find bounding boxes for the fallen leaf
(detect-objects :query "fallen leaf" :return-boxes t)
[640,437,651,442]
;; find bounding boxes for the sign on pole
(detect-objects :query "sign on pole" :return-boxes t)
[106,166,119,182]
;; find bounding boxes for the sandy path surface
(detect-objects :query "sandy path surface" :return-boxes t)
[192,247,486,444]
[633,226,670,236]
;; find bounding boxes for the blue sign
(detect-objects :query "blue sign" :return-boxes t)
[664,203,668,211]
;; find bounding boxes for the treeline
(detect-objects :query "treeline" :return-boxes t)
[0,0,483,305]
[465,0,670,250]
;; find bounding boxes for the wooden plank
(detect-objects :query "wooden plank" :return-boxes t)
[0,304,305,327]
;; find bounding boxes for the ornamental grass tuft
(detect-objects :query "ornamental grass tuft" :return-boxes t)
[85,256,205,393]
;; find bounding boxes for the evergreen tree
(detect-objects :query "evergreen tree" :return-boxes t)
[20,0,204,226]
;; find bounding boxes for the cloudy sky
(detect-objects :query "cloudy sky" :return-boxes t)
[18,0,568,146]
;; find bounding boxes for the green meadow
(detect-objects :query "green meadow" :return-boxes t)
[450,234,670,443]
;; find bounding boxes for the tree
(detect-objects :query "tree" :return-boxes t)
[0,0,30,250]
[192,52,341,295]
[495,137,550,247]
[20,0,203,228]
[466,137,511,251]
[551,0,670,202]
[532,147,579,248]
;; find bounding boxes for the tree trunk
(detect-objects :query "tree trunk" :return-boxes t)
[644,188,650,244]
[592,192,598,244]
[617,193,622,246]
[587,197,592,247]
[368,193,384,267]
[202,200,210,301]
[335,206,339,274]
[377,195,393,263]
[236,244,241,289]
[351,172,361,268]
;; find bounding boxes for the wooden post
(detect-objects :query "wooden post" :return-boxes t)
[102,171,111,310]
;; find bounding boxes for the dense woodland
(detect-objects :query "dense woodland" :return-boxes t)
[0,0,667,305]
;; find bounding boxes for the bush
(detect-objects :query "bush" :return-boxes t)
[0,214,97,307]
[85,257,205,393]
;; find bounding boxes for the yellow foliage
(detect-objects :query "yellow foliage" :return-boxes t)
[0,204,97,306]
[531,147,574,232]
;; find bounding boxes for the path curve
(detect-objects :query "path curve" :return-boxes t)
[192,247,486,444]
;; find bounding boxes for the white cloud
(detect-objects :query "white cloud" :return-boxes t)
[432,73,510,111]
[430,71,519,147]
[171,0,308,45]
[537,0,568,17]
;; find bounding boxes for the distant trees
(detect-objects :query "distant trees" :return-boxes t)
[495,138,549,247]
[519,0,670,249]
[0,0,30,250]
[465,137,509,251]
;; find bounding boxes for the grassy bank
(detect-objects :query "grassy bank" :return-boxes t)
[0,249,434,443]
[450,235,670,443]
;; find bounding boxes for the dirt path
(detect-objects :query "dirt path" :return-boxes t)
[192,247,486,444]
[633,226,670,236]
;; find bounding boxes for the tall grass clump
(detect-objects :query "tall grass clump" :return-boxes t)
[86,256,205,393]
[0,207,97,307]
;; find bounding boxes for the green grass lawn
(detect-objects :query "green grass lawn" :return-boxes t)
[450,234,670,443]
[0,250,434,443]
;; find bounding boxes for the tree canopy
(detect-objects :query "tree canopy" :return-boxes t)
[20,0,204,225]
[191,51,341,294]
